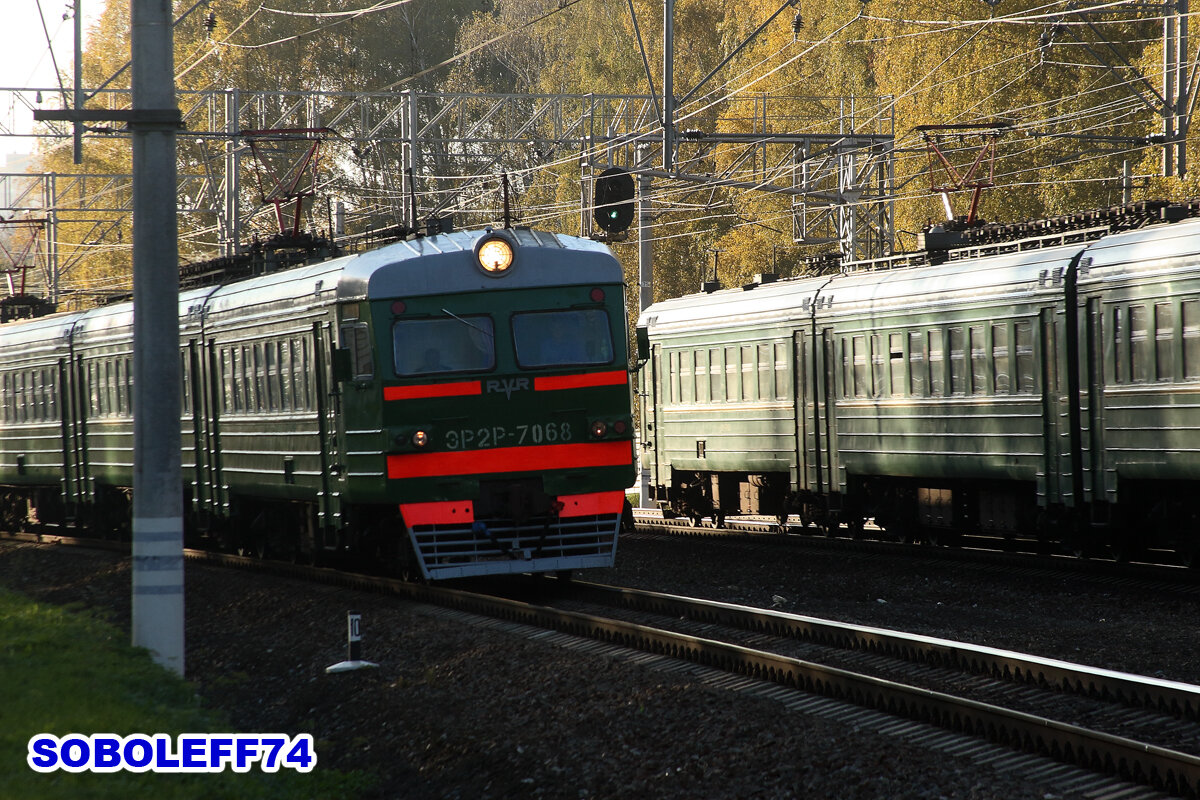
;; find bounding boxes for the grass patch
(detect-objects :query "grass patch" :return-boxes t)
[0,586,374,799]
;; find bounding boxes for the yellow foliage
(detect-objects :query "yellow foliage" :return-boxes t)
[25,0,1195,306]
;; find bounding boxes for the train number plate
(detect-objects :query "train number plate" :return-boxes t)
[443,422,573,450]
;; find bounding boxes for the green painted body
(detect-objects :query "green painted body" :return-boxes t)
[638,218,1200,555]
[0,228,635,579]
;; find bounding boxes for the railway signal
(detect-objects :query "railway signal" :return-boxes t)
[593,167,635,234]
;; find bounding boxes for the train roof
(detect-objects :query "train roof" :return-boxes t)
[0,227,622,344]
[336,227,622,302]
[199,227,621,314]
[639,239,1082,333]
[1075,216,1200,275]
[199,256,352,318]
[0,308,77,348]
[639,217,1200,335]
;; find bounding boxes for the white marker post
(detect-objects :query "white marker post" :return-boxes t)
[325,611,379,673]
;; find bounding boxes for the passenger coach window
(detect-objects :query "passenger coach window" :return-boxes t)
[949,328,967,395]
[1155,303,1174,382]
[992,325,1010,394]
[340,321,374,380]
[394,316,495,376]
[852,336,868,397]
[1129,305,1149,383]
[741,345,755,400]
[724,347,738,401]
[1015,322,1035,393]
[1184,300,1200,380]
[695,349,709,403]
[709,348,722,401]
[908,332,926,396]
[888,333,904,397]
[681,351,695,403]
[870,335,885,397]
[928,330,945,397]
[970,327,987,395]
[758,344,773,400]
[1112,307,1126,383]
[513,309,612,369]
[774,342,789,399]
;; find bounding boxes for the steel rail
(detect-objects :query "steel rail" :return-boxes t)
[6,536,1198,796]
[566,580,1200,721]
[630,514,1200,586]
[183,548,1200,797]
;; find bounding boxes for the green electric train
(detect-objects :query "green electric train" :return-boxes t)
[638,203,1200,563]
[0,227,636,580]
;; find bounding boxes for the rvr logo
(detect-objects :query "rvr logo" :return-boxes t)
[485,377,530,399]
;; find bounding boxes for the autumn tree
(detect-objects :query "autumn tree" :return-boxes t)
[28,0,1194,306]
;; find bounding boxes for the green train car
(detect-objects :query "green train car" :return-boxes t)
[0,227,636,580]
[637,207,1200,562]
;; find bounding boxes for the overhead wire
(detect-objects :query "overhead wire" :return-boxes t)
[180,0,1176,244]
[47,0,1184,266]
[33,0,70,105]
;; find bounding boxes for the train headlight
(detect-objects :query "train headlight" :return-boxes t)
[412,430,429,448]
[476,236,514,275]
[590,420,607,439]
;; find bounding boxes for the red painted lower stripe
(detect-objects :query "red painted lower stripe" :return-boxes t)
[534,370,628,391]
[384,380,481,401]
[557,490,625,518]
[388,440,632,479]
[400,500,475,526]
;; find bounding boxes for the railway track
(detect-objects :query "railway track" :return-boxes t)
[632,512,1200,589]
[9,532,1200,797]
[185,548,1200,797]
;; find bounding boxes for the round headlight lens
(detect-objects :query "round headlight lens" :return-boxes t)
[590,421,607,438]
[412,430,429,448]
[477,238,514,274]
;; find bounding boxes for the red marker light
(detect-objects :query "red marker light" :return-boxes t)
[589,287,605,302]
[392,300,407,315]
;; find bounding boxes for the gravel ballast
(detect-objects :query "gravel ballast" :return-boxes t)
[1,535,1194,799]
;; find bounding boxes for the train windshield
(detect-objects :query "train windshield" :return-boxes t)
[512,309,613,368]
[393,315,495,376]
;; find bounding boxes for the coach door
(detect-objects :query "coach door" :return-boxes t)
[58,354,86,514]
[794,328,838,517]
[65,350,92,510]
[1082,297,1105,510]
[1040,307,1072,509]
[794,330,812,494]
[187,339,220,520]
[313,321,342,532]
[648,343,665,495]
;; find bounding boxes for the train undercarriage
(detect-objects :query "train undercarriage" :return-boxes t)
[653,469,1200,564]
[0,480,629,582]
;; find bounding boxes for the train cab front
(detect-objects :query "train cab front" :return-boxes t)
[366,229,635,580]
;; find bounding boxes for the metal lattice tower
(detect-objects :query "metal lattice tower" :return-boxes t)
[3,86,896,294]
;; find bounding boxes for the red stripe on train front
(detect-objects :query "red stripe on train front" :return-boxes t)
[384,380,482,401]
[533,370,627,391]
[387,440,632,479]
[400,499,476,526]
[398,491,623,526]
[557,490,625,518]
